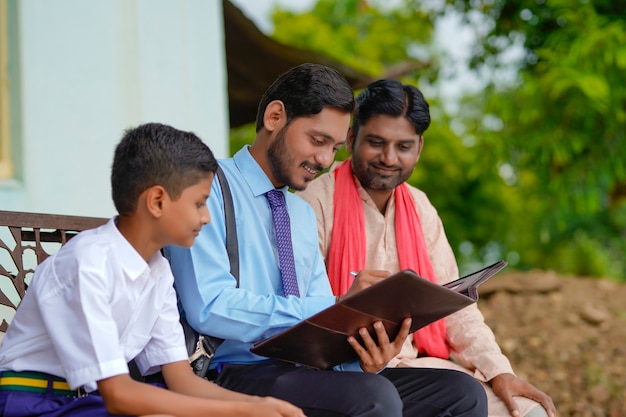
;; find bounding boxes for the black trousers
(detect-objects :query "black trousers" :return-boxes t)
[213,362,487,417]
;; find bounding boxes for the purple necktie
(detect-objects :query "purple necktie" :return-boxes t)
[266,189,300,297]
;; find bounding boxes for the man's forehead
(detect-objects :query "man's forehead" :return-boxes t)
[293,109,351,136]
[359,115,420,139]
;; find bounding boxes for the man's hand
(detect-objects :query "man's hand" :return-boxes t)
[347,317,412,373]
[338,269,389,302]
[490,373,557,417]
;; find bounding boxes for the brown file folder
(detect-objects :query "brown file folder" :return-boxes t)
[251,260,507,369]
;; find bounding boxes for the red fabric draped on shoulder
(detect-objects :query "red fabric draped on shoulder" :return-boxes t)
[394,182,449,358]
[327,159,449,359]
[327,159,366,296]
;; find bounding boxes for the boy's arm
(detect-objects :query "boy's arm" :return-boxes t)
[96,361,304,417]
[159,360,257,401]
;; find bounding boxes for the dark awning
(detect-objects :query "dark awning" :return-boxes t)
[223,0,375,128]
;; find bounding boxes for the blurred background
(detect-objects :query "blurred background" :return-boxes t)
[2,0,624,280]
[230,2,626,415]
[1,1,625,415]
[229,0,626,282]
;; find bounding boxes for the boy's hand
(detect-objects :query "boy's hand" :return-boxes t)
[348,317,412,373]
[247,396,306,416]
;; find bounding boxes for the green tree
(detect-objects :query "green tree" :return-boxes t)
[448,0,626,278]
[271,0,439,85]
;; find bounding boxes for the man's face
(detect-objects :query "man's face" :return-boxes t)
[349,114,423,192]
[268,107,350,191]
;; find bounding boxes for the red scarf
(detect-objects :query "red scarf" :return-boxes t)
[327,159,449,359]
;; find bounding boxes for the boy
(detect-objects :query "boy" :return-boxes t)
[0,123,303,417]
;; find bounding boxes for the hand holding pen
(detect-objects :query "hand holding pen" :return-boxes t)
[340,269,391,301]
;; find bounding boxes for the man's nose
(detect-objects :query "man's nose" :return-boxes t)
[380,145,398,165]
[316,146,335,168]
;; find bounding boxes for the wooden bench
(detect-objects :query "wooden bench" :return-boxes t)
[0,210,108,342]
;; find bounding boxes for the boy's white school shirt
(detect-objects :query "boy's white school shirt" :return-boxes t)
[0,218,188,391]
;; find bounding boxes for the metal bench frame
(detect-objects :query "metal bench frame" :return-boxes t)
[0,210,107,333]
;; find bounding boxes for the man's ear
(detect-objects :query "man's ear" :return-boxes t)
[346,127,355,154]
[145,185,167,218]
[415,135,425,163]
[417,135,425,156]
[263,100,287,133]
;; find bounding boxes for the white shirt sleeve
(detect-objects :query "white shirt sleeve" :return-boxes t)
[134,280,188,375]
[36,253,129,389]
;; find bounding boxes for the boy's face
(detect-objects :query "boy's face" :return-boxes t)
[161,174,214,248]
[348,114,423,193]
[267,107,350,191]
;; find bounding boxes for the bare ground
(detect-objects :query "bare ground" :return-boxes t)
[477,270,626,417]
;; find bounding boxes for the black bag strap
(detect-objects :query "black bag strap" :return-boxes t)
[143,165,239,381]
[215,165,239,285]
[179,165,239,379]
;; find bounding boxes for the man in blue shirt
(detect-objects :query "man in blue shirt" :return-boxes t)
[167,63,488,417]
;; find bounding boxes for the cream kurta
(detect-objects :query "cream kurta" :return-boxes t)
[297,165,542,417]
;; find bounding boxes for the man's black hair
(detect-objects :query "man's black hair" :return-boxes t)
[255,63,355,132]
[352,79,430,140]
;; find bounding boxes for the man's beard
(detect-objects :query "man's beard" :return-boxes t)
[265,125,304,191]
[266,125,297,189]
[267,125,325,191]
[353,161,411,192]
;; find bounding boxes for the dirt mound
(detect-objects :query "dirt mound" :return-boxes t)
[477,271,626,417]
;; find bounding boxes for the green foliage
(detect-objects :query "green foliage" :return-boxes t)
[271,0,440,83]
[409,106,524,274]
[230,123,255,156]
[452,1,626,279]
[449,0,626,68]
[235,0,626,280]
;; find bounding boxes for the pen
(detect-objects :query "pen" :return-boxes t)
[350,271,359,278]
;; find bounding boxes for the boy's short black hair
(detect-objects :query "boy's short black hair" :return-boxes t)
[255,63,355,132]
[111,122,217,216]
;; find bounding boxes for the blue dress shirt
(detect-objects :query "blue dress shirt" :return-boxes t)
[167,146,359,370]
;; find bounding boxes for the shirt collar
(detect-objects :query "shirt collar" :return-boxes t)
[233,145,289,197]
[103,217,169,281]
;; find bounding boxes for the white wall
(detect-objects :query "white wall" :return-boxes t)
[0,0,229,217]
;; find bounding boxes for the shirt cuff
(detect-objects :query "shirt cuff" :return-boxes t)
[333,359,364,372]
[135,345,189,375]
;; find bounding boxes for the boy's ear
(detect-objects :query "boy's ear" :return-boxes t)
[145,185,167,218]
[263,100,286,133]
